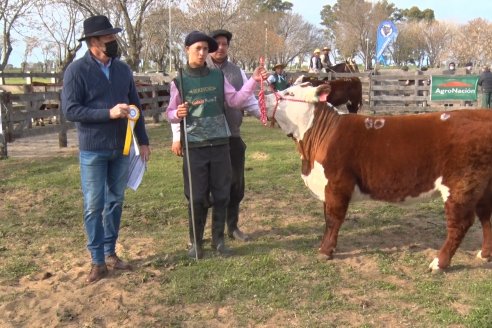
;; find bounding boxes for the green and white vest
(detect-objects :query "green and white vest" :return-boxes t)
[176,67,230,147]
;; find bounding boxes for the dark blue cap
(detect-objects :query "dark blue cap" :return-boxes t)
[184,31,218,53]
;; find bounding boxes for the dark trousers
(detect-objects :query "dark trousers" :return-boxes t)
[482,92,492,108]
[183,144,231,244]
[227,137,246,232]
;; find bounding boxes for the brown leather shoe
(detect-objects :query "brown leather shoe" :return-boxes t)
[86,264,108,284]
[106,254,133,270]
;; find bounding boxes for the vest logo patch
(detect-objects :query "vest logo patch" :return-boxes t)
[189,86,217,94]
[192,96,217,106]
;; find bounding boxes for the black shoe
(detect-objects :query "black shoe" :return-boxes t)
[215,240,233,257]
[188,244,204,259]
[228,228,250,242]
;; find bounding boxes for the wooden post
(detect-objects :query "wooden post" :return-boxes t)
[421,71,429,108]
[0,71,4,86]
[414,70,420,107]
[0,91,13,143]
[57,92,68,147]
[0,91,7,159]
[369,74,374,109]
[25,71,32,85]
[50,71,57,84]
[152,85,160,123]
[369,75,376,107]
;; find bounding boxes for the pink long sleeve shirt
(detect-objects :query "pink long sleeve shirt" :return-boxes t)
[166,76,258,123]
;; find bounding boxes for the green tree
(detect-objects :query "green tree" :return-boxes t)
[257,0,292,12]
[401,6,435,22]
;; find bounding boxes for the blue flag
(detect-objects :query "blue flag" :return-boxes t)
[376,20,398,65]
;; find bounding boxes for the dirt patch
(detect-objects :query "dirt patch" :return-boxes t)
[6,129,79,158]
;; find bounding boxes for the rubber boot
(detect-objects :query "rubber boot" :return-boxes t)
[227,203,250,241]
[188,204,207,259]
[212,206,232,256]
[227,202,240,238]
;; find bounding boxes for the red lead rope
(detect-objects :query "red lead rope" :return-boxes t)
[258,56,268,126]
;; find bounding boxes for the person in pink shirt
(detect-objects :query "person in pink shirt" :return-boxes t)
[166,31,266,259]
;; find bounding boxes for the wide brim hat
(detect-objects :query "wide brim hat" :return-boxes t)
[78,15,122,41]
[322,47,330,51]
[185,31,218,53]
[272,63,286,70]
[314,48,321,53]
[210,29,233,43]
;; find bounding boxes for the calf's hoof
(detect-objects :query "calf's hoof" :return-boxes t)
[428,258,444,274]
[317,250,333,261]
[476,250,492,262]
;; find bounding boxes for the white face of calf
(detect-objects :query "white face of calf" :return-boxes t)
[265,84,325,141]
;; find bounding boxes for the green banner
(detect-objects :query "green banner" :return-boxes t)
[431,75,479,101]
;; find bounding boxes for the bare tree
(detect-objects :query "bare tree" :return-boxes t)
[184,0,245,32]
[41,42,58,72]
[33,0,84,72]
[68,0,163,71]
[141,4,188,72]
[0,0,34,70]
[21,36,38,71]
[176,0,319,70]
[273,12,324,67]
[421,20,451,67]
[450,18,491,68]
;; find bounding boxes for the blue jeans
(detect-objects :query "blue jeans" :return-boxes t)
[79,150,129,265]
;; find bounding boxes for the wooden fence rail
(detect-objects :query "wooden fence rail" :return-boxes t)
[0,83,169,158]
[0,71,484,159]
[295,71,481,113]
[0,71,62,85]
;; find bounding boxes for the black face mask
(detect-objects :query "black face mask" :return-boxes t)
[103,40,119,58]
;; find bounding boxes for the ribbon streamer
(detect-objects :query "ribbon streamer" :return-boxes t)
[123,105,140,156]
[258,56,268,126]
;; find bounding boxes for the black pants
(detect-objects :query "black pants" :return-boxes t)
[183,144,231,244]
[227,137,246,232]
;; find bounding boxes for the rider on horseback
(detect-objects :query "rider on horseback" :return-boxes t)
[320,47,332,73]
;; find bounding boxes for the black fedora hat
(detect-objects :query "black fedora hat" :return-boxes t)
[79,15,122,41]
[184,31,218,53]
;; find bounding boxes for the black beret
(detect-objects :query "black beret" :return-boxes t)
[184,31,218,53]
[210,29,233,43]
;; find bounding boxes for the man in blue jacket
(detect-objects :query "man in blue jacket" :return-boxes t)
[62,15,151,283]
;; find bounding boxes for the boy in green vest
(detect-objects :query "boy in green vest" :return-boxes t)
[166,31,266,258]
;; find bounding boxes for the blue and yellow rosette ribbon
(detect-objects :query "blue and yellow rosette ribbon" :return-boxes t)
[123,105,140,156]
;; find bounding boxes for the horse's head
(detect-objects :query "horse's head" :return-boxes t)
[345,58,359,73]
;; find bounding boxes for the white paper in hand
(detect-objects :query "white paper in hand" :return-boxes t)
[127,145,146,191]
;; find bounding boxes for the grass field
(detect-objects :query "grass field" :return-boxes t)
[1,117,492,327]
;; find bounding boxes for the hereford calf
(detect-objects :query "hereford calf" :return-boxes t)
[265,83,492,272]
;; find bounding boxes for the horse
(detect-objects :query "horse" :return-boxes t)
[327,58,359,73]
